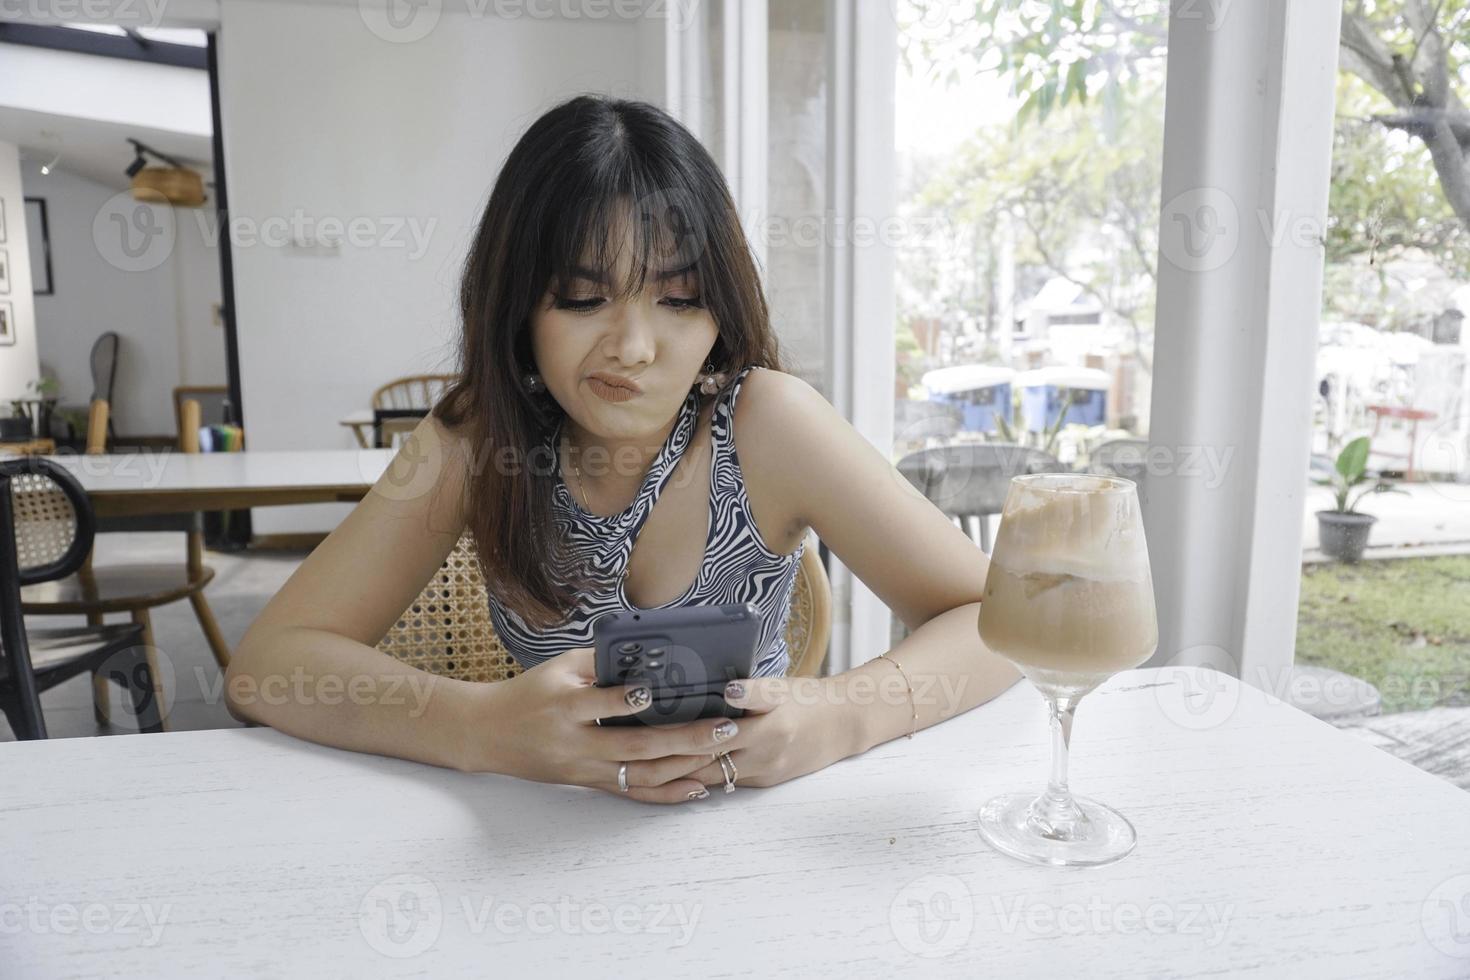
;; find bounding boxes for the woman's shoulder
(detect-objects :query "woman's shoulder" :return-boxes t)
[729,365,828,432]
[725,366,832,551]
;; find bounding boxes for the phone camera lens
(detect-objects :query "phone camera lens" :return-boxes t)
[617,654,639,667]
[617,641,642,655]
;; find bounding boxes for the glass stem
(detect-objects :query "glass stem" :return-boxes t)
[1027,694,1090,840]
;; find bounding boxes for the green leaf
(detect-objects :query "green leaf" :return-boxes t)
[1016,87,1042,127]
[1037,77,1059,121]
[1336,436,1370,483]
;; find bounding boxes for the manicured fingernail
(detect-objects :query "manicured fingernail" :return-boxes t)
[625,687,651,710]
[724,681,745,701]
[712,720,738,742]
[687,788,710,800]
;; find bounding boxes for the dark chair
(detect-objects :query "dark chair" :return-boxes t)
[897,442,1066,552]
[1088,438,1151,483]
[373,408,429,449]
[22,399,233,685]
[0,458,164,739]
[89,332,120,444]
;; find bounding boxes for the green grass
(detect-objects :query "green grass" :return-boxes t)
[1296,555,1470,714]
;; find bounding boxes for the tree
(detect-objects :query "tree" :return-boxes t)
[913,91,1164,369]
[901,0,1470,247]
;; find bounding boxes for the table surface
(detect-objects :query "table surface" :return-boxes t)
[3,666,1467,978]
[40,449,393,494]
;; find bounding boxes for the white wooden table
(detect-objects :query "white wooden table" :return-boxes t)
[39,450,394,517]
[3,666,1467,978]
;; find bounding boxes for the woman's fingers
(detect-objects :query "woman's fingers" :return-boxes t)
[685,749,744,790]
[602,754,714,791]
[596,775,711,805]
[722,676,798,715]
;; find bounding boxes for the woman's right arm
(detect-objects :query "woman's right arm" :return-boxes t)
[224,414,491,770]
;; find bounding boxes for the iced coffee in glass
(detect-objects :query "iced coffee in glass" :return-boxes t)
[976,474,1158,867]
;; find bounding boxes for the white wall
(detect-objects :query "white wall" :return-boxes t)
[20,161,224,437]
[217,0,670,534]
[0,141,39,407]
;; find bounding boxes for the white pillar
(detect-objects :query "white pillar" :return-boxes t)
[825,0,897,672]
[1143,0,1343,686]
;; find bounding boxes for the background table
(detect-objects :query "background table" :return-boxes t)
[2,666,1467,977]
[338,409,375,449]
[39,449,394,517]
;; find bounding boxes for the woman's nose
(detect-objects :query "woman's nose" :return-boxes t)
[603,304,657,366]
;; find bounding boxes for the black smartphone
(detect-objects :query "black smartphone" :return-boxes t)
[592,602,762,727]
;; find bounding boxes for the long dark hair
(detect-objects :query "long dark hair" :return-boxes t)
[434,94,787,630]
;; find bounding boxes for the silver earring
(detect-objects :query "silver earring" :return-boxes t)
[697,361,729,395]
[523,372,545,394]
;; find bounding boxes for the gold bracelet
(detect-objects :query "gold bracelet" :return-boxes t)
[878,653,918,739]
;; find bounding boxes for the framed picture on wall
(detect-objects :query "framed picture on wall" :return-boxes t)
[24,199,52,295]
[0,198,6,244]
[0,249,8,294]
[0,301,13,346]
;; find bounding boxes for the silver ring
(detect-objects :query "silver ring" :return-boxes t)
[717,751,737,793]
[618,762,630,793]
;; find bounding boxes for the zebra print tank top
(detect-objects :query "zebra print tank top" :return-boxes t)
[487,365,805,677]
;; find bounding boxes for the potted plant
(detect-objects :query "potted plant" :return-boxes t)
[9,376,60,440]
[1315,436,1402,562]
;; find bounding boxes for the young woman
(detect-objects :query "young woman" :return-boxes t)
[226,94,1021,803]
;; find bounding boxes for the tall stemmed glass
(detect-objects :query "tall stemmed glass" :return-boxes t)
[976,474,1158,867]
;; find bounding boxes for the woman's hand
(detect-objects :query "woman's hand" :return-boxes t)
[460,648,743,804]
[682,675,855,791]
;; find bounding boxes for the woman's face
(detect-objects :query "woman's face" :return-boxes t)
[530,236,718,449]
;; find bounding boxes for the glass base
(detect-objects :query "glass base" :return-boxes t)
[977,791,1137,867]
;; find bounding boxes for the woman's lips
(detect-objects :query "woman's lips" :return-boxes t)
[587,377,640,403]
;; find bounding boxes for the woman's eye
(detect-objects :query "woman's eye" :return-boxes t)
[556,295,704,313]
[556,296,604,312]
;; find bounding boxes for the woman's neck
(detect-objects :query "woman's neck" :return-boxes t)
[559,414,677,513]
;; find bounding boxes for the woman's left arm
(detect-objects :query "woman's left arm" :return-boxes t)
[686,371,1023,789]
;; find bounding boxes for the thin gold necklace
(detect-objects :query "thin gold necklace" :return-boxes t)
[569,447,595,514]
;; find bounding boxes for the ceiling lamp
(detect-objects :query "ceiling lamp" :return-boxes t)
[124,138,206,208]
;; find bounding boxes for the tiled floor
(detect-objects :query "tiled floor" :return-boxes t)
[2,532,307,742]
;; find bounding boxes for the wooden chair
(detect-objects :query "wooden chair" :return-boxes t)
[377,529,832,681]
[372,374,457,413]
[1,457,163,739]
[21,399,232,725]
[173,385,230,436]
